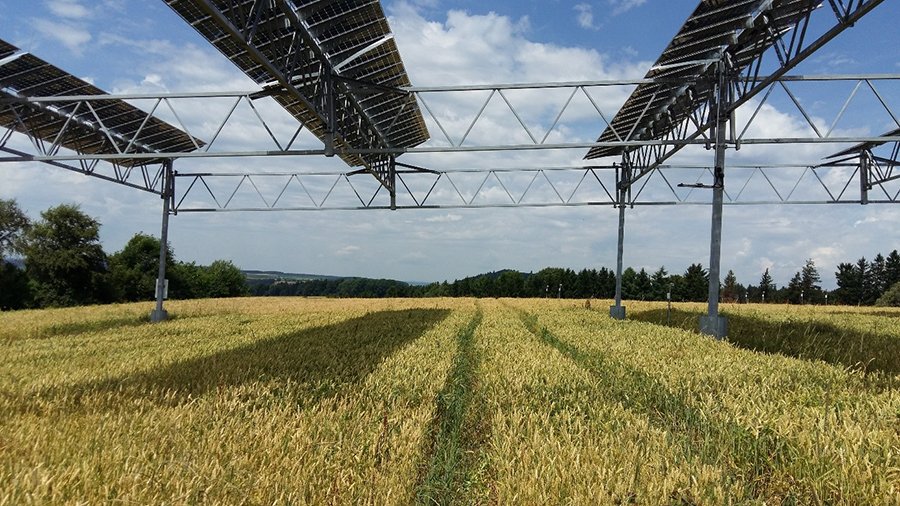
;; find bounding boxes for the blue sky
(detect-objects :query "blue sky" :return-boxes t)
[1,0,899,289]
[6,1,896,80]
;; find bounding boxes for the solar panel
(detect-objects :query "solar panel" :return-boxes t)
[0,39,204,166]
[164,0,429,168]
[0,40,16,60]
[827,127,900,159]
[586,0,822,160]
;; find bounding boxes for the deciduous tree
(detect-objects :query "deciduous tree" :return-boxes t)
[21,204,111,307]
[876,281,900,307]
[0,199,32,310]
[0,199,30,258]
[109,233,174,302]
[206,260,248,298]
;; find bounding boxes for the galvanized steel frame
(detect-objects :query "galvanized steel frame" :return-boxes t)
[2,74,898,208]
[599,0,887,188]
[162,0,430,191]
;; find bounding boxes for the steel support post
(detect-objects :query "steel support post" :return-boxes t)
[150,161,174,323]
[389,157,397,210]
[700,63,729,339]
[860,152,870,205]
[324,71,336,157]
[610,162,630,320]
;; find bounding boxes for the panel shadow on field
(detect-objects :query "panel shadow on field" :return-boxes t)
[28,309,450,414]
[37,315,152,339]
[630,308,900,375]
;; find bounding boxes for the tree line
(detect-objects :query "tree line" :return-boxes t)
[255,259,900,307]
[833,252,900,306]
[415,263,808,302]
[249,277,417,298]
[0,199,247,310]
[250,265,710,301]
[3,198,898,308]
[417,266,708,300]
[742,255,900,306]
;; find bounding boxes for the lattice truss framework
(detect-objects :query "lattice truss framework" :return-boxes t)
[0,39,202,195]
[3,74,896,210]
[587,0,887,186]
[0,0,898,210]
[163,0,430,195]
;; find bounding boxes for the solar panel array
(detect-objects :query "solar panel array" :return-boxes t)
[164,0,429,168]
[0,39,16,60]
[0,39,204,166]
[586,0,822,160]
[828,127,900,159]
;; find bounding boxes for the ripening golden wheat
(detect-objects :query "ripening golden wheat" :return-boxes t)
[507,299,899,504]
[0,297,897,504]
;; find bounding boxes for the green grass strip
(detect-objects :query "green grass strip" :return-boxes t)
[416,308,485,506]
[516,310,807,502]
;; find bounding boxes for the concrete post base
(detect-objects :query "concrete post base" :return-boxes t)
[699,315,728,340]
[150,309,169,323]
[609,305,626,320]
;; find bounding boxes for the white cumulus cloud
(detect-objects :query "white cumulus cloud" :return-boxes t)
[46,0,91,19]
[574,4,597,30]
[31,19,92,55]
[608,0,648,16]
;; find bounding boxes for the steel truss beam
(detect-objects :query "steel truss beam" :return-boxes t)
[0,146,167,195]
[822,135,900,205]
[168,161,898,213]
[2,75,898,163]
[0,95,174,195]
[2,75,898,206]
[865,151,900,188]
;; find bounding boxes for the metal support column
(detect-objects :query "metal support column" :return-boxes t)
[150,161,174,323]
[610,161,630,320]
[860,152,870,205]
[700,62,729,339]
[389,157,397,210]
[323,71,336,157]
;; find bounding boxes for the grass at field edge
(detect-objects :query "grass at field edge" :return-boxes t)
[416,307,488,505]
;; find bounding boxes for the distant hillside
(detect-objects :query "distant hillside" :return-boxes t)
[242,270,345,282]
[243,270,431,286]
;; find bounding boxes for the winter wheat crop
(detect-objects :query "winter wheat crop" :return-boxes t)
[0,298,897,504]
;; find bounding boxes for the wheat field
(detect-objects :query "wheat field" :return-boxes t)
[1,298,897,504]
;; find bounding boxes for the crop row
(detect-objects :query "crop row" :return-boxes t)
[506,299,899,503]
[628,301,900,374]
[0,297,897,504]
[1,298,477,503]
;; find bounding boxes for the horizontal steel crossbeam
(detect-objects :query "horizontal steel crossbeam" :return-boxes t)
[169,160,898,212]
[2,75,899,208]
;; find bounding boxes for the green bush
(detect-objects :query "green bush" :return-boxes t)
[875,281,900,307]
